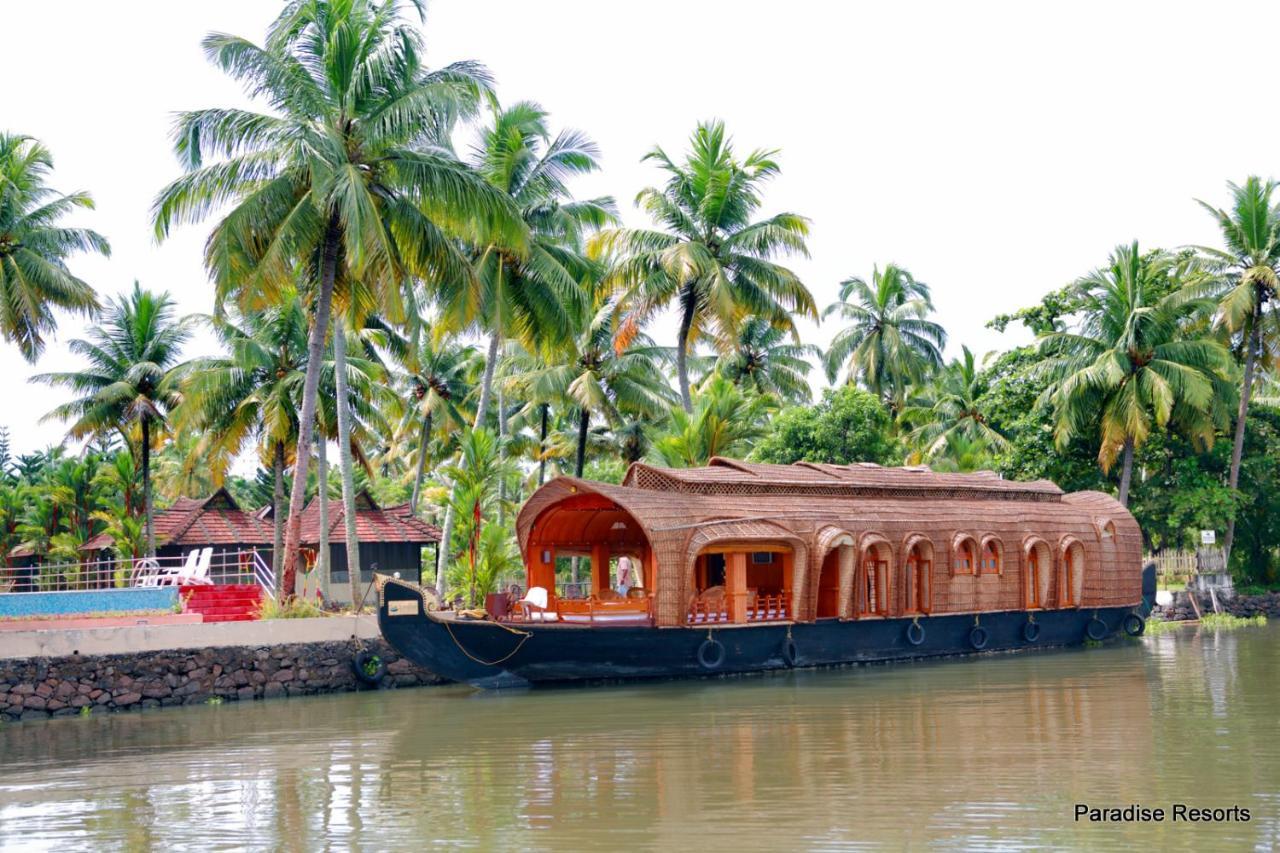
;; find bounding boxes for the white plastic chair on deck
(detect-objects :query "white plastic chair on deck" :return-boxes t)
[177,547,214,585]
[517,586,556,622]
[142,551,196,587]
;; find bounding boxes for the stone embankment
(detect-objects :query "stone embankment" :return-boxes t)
[0,617,443,723]
[1154,591,1280,622]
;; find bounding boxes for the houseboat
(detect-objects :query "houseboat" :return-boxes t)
[377,458,1155,688]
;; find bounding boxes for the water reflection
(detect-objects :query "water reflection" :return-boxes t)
[2,626,1278,851]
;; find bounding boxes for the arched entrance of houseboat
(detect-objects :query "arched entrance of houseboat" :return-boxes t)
[523,491,656,623]
[685,522,805,625]
[813,529,855,620]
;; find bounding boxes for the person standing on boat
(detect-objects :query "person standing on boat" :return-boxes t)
[616,556,634,596]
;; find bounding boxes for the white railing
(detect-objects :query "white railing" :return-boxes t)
[251,550,277,601]
[0,548,275,594]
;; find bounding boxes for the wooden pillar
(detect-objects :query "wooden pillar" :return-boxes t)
[726,552,749,624]
[837,544,855,620]
[591,543,609,596]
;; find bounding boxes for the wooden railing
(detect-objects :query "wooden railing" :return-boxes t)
[687,592,790,624]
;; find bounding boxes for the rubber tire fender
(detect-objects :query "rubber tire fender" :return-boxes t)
[969,625,989,650]
[1123,613,1145,637]
[352,650,387,686]
[906,622,926,646]
[1086,617,1108,642]
[1022,620,1041,643]
[697,637,726,670]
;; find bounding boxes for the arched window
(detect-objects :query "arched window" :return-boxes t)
[903,536,933,613]
[952,534,978,575]
[980,537,1002,575]
[1061,539,1085,607]
[1024,538,1050,609]
[858,538,891,616]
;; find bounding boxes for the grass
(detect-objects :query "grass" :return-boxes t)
[1199,612,1267,630]
[255,596,326,620]
[1145,612,1267,635]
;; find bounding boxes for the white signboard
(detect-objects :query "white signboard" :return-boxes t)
[1200,530,1216,545]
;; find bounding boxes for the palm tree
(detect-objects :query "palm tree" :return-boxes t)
[651,374,767,468]
[714,315,817,404]
[902,346,1008,463]
[439,100,614,426]
[370,313,478,513]
[32,283,191,554]
[823,264,947,409]
[433,100,614,582]
[0,133,108,360]
[592,120,815,411]
[152,0,525,596]
[514,300,674,477]
[1040,242,1234,505]
[1196,178,1280,558]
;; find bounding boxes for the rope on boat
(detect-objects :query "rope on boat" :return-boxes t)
[443,618,532,667]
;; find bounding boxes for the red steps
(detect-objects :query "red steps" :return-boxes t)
[180,584,264,623]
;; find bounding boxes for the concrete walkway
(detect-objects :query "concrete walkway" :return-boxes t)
[0,614,381,660]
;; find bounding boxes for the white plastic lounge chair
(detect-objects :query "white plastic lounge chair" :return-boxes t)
[139,553,191,587]
[178,547,214,585]
[517,586,556,622]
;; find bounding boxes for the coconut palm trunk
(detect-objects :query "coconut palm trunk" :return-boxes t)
[141,417,155,557]
[409,411,432,513]
[1117,437,1136,507]
[1223,313,1262,561]
[538,403,549,485]
[281,223,339,597]
[575,407,590,478]
[675,287,696,413]
[272,440,285,580]
[316,435,330,601]
[332,316,363,611]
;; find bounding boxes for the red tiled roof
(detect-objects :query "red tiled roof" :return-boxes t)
[81,489,275,552]
[299,491,441,544]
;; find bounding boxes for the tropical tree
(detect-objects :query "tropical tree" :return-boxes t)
[514,300,673,478]
[0,133,108,360]
[902,345,1008,464]
[32,283,191,554]
[1196,177,1280,558]
[433,100,613,581]
[823,264,946,409]
[152,0,525,596]
[440,428,515,602]
[1039,242,1234,506]
[650,374,767,468]
[710,314,816,405]
[751,384,897,466]
[592,120,815,411]
[371,313,478,513]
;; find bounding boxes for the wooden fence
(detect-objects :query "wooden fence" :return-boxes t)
[1144,548,1227,584]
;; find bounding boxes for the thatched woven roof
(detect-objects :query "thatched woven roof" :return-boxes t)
[518,459,1141,627]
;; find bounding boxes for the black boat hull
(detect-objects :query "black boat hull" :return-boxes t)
[377,579,1148,688]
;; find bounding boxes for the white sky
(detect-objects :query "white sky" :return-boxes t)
[3,0,1277,460]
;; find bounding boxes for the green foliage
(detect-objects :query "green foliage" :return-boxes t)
[752,385,897,466]
[1199,612,1267,629]
[651,375,767,468]
[592,119,814,409]
[824,264,946,406]
[256,596,325,620]
[0,133,107,361]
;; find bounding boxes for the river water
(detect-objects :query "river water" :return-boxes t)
[1,623,1277,851]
